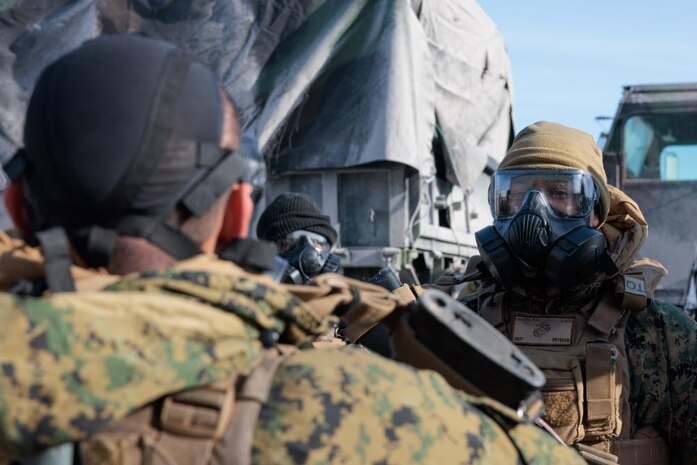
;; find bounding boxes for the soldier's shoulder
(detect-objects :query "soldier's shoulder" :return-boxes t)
[110,257,330,343]
[627,299,697,337]
[0,289,263,457]
[254,346,584,465]
[625,299,697,378]
[0,261,330,457]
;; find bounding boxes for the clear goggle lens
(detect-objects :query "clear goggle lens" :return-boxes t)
[277,230,330,254]
[491,169,597,219]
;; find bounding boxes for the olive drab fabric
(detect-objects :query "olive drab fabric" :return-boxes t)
[0,257,588,465]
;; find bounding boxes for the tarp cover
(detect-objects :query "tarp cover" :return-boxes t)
[0,0,512,186]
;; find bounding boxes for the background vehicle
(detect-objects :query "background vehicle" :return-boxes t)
[602,83,697,307]
[0,0,513,284]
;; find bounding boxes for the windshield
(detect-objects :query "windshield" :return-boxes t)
[623,112,697,180]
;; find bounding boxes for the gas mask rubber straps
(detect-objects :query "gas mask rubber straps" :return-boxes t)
[279,230,340,283]
[475,169,611,292]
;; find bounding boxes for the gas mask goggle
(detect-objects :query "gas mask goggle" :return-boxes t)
[475,169,612,291]
[278,230,341,284]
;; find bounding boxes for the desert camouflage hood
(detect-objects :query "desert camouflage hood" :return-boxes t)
[0,258,329,458]
[602,185,666,295]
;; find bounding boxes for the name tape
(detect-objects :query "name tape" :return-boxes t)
[512,316,574,346]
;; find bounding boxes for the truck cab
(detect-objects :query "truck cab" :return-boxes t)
[603,83,697,305]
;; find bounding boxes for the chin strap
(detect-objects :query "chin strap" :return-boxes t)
[35,227,76,292]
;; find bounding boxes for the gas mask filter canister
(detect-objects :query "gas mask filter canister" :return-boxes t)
[280,230,340,283]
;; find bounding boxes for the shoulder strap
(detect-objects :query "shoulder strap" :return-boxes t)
[588,273,648,340]
[84,345,298,465]
[218,238,277,274]
[36,227,75,292]
[587,294,625,340]
[211,345,297,465]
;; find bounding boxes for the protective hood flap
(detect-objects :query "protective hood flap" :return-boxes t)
[602,186,648,272]
[602,185,666,292]
[624,257,668,298]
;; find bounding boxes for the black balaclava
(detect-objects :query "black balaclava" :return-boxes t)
[23,34,222,228]
[5,34,260,289]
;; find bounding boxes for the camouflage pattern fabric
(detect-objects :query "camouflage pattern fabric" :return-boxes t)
[109,266,331,346]
[255,346,585,465]
[0,291,259,459]
[625,300,697,465]
[0,257,584,464]
[0,262,328,459]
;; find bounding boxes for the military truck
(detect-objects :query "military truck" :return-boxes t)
[0,0,513,285]
[260,0,513,283]
[602,83,697,307]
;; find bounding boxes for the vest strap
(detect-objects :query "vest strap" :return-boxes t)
[81,346,297,465]
[393,284,419,303]
[213,345,297,465]
[586,292,626,340]
[36,227,76,292]
[159,380,234,439]
[576,443,619,465]
[585,343,617,436]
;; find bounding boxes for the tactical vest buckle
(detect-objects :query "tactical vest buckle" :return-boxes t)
[159,379,235,439]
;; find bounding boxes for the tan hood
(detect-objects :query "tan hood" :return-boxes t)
[498,121,611,225]
[601,185,667,295]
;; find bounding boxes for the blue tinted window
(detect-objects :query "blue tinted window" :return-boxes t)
[624,113,697,180]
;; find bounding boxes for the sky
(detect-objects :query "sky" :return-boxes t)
[476,0,697,141]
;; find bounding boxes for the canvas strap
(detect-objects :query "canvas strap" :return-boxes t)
[212,344,297,465]
[587,297,624,339]
[585,343,616,436]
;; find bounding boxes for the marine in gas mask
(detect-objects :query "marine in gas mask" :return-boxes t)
[256,193,340,283]
[457,122,697,465]
[475,168,613,295]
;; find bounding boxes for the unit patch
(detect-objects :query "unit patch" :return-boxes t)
[512,316,575,345]
[623,275,646,296]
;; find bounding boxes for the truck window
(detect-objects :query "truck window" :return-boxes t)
[624,113,697,180]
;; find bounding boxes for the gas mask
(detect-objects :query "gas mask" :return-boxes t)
[279,230,341,284]
[475,169,612,291]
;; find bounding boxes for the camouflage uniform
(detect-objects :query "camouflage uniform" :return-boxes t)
[0,256,585,465]
[257,346,582,465]
[625,301,697,465]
